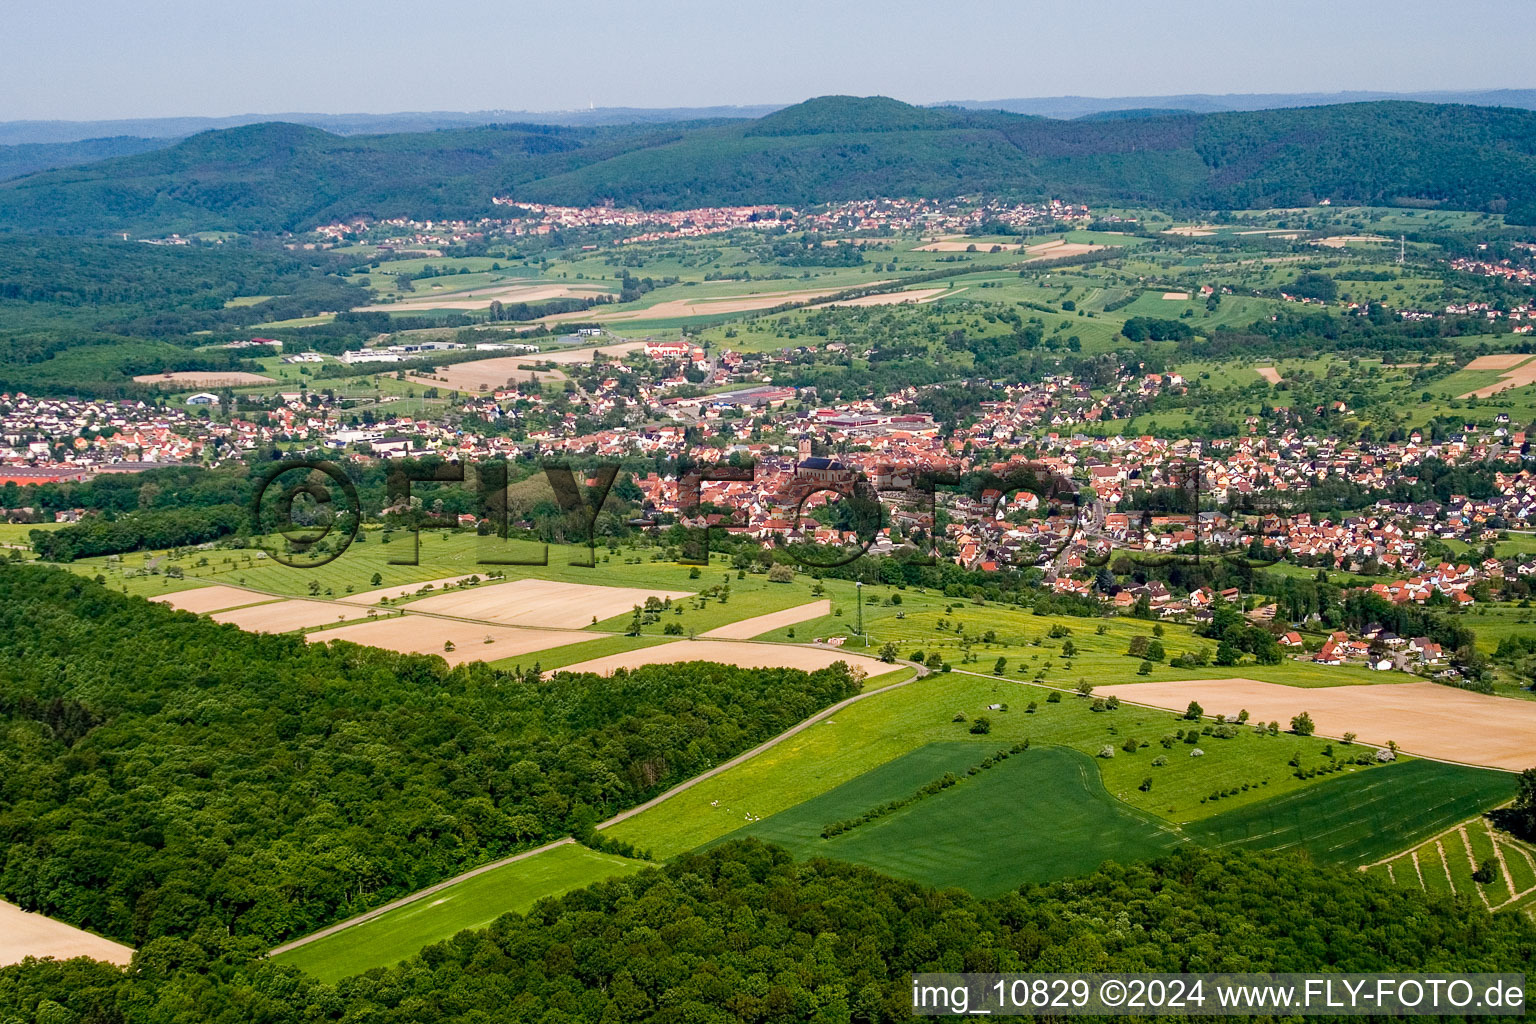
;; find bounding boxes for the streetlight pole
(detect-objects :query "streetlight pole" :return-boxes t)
[856,580,864,646]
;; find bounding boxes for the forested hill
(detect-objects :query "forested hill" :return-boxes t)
[4,95,1536,234]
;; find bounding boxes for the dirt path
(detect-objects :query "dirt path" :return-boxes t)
[1457,828,1490,907]
[1437,839,1457,894]
[268,837,576,957]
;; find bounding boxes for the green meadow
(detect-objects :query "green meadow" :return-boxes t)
[272,843,650,984]
[708,743,1184,896]
[602,667,1372,860]
[1363,814,1536,919]
[1183,759,1516,865]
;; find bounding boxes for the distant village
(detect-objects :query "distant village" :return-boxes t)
[4,328,1534,687]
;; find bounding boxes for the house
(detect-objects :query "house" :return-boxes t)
[1409,638,1443,663]
[1314,640,1343,665]
[1279,631,1303,647]
[644,340,691,359]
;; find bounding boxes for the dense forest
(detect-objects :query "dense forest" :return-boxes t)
[28,503,249,561]
[0,565,862,945]
[0,842,1530,1022]
[4,97,1536,235]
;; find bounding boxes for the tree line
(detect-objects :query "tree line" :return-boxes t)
[0,841,1530,1022]
[0,565,862,945]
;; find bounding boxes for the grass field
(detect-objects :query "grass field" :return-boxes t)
[602,667,1365,860]
[1363,815,1536,921]
[754,599,1391,689]
[708,743,1184,896]
[271,843,649,983]
[1182,759,1516,865]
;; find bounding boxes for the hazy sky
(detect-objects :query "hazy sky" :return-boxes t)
[6,0,1535,120]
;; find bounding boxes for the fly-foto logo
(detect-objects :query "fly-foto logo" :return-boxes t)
[248,454,1294,572]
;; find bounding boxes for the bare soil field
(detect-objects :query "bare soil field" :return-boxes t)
[1022,241,1105,260]
[1457,356,1536,398]
[701,600,831,639]
[812,287,951,308]
[403,578,693,629]
[132,371,275,386]
[1097,678,1536,771]
[533,341,648,364]
[557,639,886,676]
[354,282,610,313]
[338,575,486,605]
[306,615,595,666]
[912,236,1020,252]
[1165,225,1215,236]
[1161,291,1190,300]
[1465,354,1533,371]
[1255,366,1283,384]
[544,286,892,323]
[1315,234,1389,248]
[407,358,566,393]
[405,341,647,394]
[0,901,133,968]
[151,585,272,614]
[211,599,373,634]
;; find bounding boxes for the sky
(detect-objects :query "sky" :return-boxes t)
[6,0,1536,121]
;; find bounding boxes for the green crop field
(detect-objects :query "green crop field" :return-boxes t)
[709,743,1184,896]
[1183,759,1516,865]
[272,843,650,984]
[602,667,1370,860]
[1363,815,1536,921]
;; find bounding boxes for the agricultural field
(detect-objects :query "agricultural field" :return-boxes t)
[1099,678,1536,771]
[271,843,651,983]
[305,615,599,666]
[708,743,1184,896]
[1186,760,1517,866]
[149,584,275,614]
[601,666,1419,861]
[1364,814,1536,921]
[555,638,888,676]
[399,576,693,629]
[0,902,134,969]
[208,598,373,633]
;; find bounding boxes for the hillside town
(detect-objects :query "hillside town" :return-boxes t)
[5,339,1534,645]
[306,197,1093,251]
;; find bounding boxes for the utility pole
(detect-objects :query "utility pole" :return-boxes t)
[855,580,864,646]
